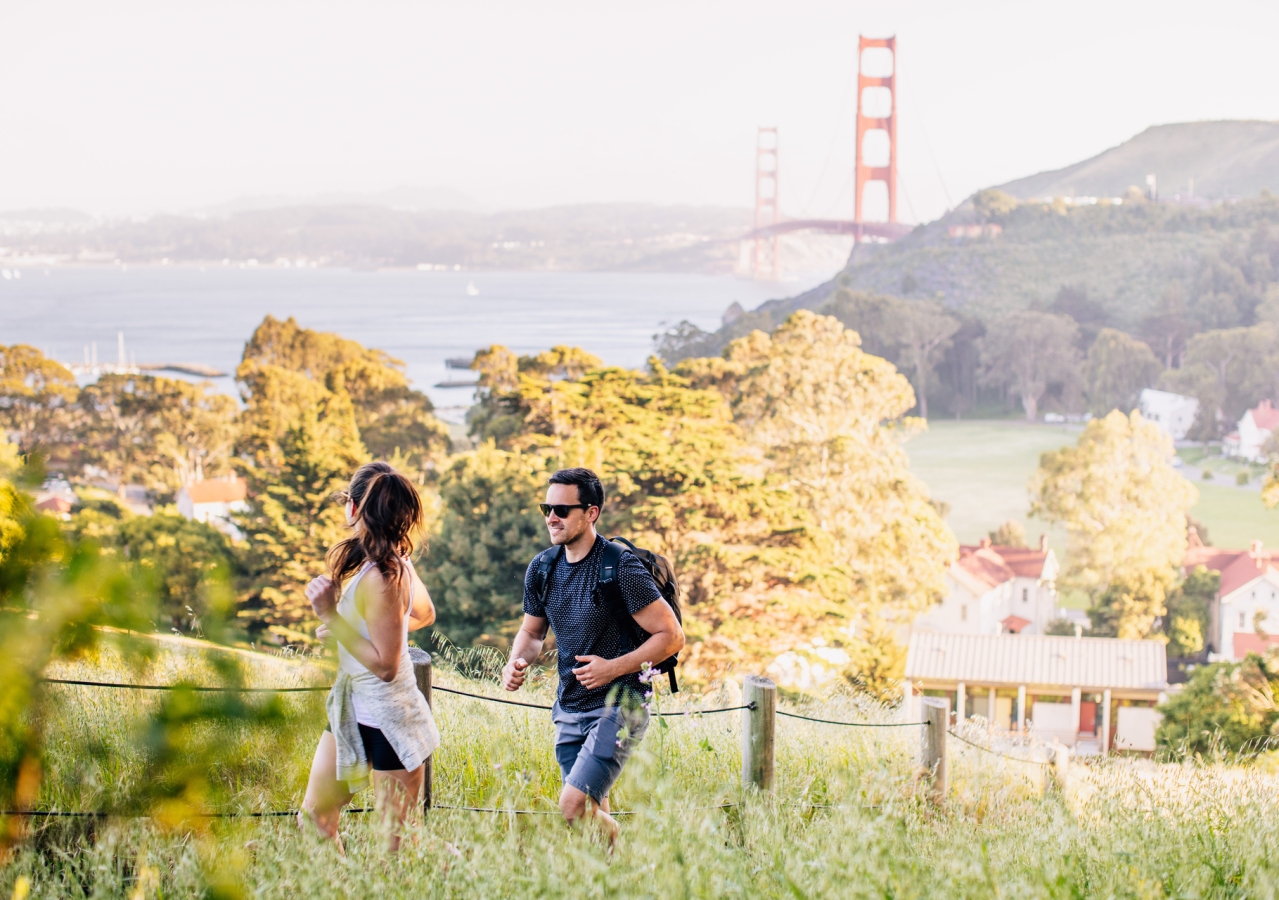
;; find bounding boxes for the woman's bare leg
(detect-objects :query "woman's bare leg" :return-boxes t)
[371,764,424,852]
[299,731,355,854]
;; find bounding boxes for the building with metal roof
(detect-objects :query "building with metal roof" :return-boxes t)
[904,632,1168,755]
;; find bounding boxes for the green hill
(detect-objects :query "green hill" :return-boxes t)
[722,191,1279,334]
[996,121,1279,201]
[656,122,1279,427]
[681,121,1279,335]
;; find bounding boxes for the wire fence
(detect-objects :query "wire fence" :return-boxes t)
[946,729,1051,767]
[22,671,1055,820]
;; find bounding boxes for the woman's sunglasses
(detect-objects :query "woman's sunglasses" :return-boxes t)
[538,503,593,518]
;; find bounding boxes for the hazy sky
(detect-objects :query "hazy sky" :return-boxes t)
[4,1,1279,223]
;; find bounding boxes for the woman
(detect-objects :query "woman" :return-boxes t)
[299,461,440,853]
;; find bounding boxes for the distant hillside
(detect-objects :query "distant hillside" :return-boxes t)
[996,121,1279,201]
[2,203,753,273]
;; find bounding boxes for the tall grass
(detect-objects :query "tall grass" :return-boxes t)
[6,643,1279,899]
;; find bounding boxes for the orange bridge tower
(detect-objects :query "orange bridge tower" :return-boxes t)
[854,35,897,234]
[752,126,780,280]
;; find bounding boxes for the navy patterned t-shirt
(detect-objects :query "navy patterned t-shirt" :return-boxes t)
[522,535,663,712]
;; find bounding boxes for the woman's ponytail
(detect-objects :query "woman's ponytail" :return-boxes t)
[327,462,425,606]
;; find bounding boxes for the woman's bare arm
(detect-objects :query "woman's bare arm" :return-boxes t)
[406,563,435,630]
[308,569,407,682]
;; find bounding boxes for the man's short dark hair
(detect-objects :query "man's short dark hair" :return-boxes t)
[548,467,605,510]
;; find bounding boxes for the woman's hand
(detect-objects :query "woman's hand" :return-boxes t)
[306,575,339,622]
[316,623,332,641]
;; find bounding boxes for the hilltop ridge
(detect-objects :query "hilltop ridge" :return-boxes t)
[996,120,1279,201]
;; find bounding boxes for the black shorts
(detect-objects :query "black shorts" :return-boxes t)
[324,723,407,771]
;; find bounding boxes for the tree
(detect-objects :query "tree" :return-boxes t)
[237,398,364,643]
[65,494,239,631]
[1031,411,1198,614]
[1162,325,1277,439]
[988,520,1027,548]
[1049,285,1108,351]
[1156,651,1279,757]
[1083,328,1161,416]
[972,189,1019,221]
[821,289,905,361]
[237,316,448,479]
[980,311,1081,421]
[0,345,79,455]
[895,300,960,419]
[1141,282,1193,369]
[1165,566,1218,657]
[426,443,552,646]
[719,311,955,612]
[1090,568,1173,640]
[453,316,956,689]
[78,375,238,492]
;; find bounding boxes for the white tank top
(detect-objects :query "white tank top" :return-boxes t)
[336,560,412,728]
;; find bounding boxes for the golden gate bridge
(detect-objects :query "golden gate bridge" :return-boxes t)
[745,35,912,280]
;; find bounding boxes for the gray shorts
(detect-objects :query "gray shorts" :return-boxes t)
[552,701,649,802]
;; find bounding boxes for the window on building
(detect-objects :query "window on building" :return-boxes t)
[1022,588,1029,603]
[1240,612,1247,629]
[961,604,968,621]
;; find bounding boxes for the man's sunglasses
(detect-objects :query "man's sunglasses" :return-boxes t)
[538,503,594,518]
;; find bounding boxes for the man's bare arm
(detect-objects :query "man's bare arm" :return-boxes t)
[570,598,685,691]
[502,614,549,691]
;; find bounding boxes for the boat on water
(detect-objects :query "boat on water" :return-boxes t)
[465,281,479,296]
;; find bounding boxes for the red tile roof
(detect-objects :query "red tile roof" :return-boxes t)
[1001,615,1031,634]
[1218,550,1279,598]
[1184,539,1279,597]
[1232,631,1279,658]
[1250,399,1279,431]
[184,478,247,504]
[994,546,1052,579]
[950,542,1050,595]
[36,496,73,514]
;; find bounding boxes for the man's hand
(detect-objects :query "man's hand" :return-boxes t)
[503,657,530,692]
[305,575,339,622]
[571,655,618,691]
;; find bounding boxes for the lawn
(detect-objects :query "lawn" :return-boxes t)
[905,419,1279,554]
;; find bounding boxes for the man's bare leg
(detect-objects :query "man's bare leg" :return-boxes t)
[559,784,619,844]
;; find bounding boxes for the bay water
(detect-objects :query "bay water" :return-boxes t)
[0,266,828,419]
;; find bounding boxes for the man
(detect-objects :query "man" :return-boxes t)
[501,467,684,839]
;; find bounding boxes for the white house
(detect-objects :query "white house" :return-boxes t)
[904,632,1168,754]
[1223,399,1279,462]
[914,536,1060,636]
[176,476,248,540]
[1185,533,1279,660]
[1139,388,1199,441]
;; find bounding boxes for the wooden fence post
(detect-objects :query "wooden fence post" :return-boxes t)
[1052,741,1070,792]
[741,675,776,791]
[410,646,433,812]
[920,697,948,805]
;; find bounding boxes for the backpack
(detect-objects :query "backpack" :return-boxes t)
[533,536,683,693]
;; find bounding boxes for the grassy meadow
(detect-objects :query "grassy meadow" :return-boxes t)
[6,641,1279,898]
[905,419,1279,554]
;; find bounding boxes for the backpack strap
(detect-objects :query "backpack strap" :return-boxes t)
[596,540,680,693]
[597,539,625,590]
[534,544,564,607]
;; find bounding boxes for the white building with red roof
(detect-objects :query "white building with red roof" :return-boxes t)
[1184,531,1279,660]
[915,536,1060,636]
[176,475,248,540]
[1223,399,1279,462]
